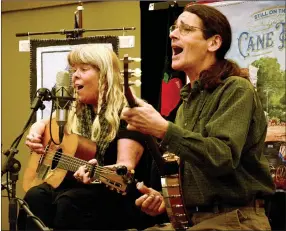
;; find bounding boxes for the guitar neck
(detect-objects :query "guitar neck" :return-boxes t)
[57,153,95,177]
[123,55,137,108]
[125,87,137,108]
[122,54,166,175]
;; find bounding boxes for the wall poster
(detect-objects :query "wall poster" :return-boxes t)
[208,0,286,190]
[29,36,119,122]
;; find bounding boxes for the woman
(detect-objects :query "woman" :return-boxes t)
[18,44,154,230]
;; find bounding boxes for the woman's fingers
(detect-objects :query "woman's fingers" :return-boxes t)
[74,165,86,178]
[26,142,45,154]
[26,133,42,142]
[74,165,92,184]
[26,132,44,154]
[82,171,91,184]
[88,159,98,165]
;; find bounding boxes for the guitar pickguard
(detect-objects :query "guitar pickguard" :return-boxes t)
[36,164,51,180]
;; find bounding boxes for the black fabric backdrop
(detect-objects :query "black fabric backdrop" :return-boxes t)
[140,1,185,122]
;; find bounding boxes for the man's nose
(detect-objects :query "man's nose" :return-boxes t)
[169,28,179,40]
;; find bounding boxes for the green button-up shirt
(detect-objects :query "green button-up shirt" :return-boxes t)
[161,76,275,207]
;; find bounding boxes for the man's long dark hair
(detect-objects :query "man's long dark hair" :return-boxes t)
[184,4,248,90]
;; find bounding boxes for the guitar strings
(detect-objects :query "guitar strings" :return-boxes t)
[37,149,118,175]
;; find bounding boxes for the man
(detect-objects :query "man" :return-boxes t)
[122,3,275,230]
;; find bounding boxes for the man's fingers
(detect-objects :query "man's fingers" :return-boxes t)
[141,194,155,209]
[134,97,147,107]
[158,201,166,213]
[136,182,152,194]
[135,194,148,207]
[147,195,161,210]
[127,123,141,132]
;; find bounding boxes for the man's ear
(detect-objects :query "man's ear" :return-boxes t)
[207,34,222,52]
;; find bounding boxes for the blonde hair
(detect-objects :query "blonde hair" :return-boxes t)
[66,44,126,142]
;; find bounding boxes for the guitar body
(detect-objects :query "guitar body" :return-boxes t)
[23,119,97,192]
[161,153,190,230]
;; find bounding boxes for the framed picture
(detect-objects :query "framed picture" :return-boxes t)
[29,36,119,121]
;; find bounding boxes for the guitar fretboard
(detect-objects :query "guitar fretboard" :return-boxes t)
[55,151,95,176]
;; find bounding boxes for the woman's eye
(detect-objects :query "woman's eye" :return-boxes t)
[81,67,89,72]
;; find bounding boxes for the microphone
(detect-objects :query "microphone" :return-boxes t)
[55,71,73,143]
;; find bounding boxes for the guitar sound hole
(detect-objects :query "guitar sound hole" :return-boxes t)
[51,148,62,170]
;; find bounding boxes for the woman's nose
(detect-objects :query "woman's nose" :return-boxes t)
[71,70,80,83]
[72,69,80,78]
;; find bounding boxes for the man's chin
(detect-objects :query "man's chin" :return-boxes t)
[171,62,183,71]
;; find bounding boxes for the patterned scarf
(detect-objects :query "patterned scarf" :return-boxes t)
[77,103,110,166]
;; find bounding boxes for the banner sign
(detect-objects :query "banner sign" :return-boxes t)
[208,1,285,142]
[208,1,286,190]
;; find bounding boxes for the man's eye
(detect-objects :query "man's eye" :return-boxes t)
[183,26,194,32]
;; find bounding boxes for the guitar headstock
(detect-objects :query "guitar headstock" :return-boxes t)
[92,165,135,195]
[121,54,142,108]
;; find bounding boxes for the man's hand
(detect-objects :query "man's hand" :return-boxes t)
[135,182,166,216]
[121,98,169,139]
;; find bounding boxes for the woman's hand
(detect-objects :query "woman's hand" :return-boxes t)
[135,182,166,216]
[74,159,98,184]
[25,121,47,154]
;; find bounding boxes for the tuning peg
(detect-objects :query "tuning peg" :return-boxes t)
[116,165,128,175]
[132,68,142,77]
[131,80,141,87]
[120,80,141,87]
[120,68,142,77]
[129,57,141,63]
[120,57,141,63]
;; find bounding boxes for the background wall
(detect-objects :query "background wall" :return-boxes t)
[1,1,141,230]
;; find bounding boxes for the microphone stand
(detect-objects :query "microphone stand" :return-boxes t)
[1,88,52,231]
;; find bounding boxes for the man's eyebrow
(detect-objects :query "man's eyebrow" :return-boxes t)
[175,20,187,26]
[180,21,188,26]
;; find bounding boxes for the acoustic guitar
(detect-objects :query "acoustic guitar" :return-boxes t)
[23,119,135,194]
[122,54,190,230]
